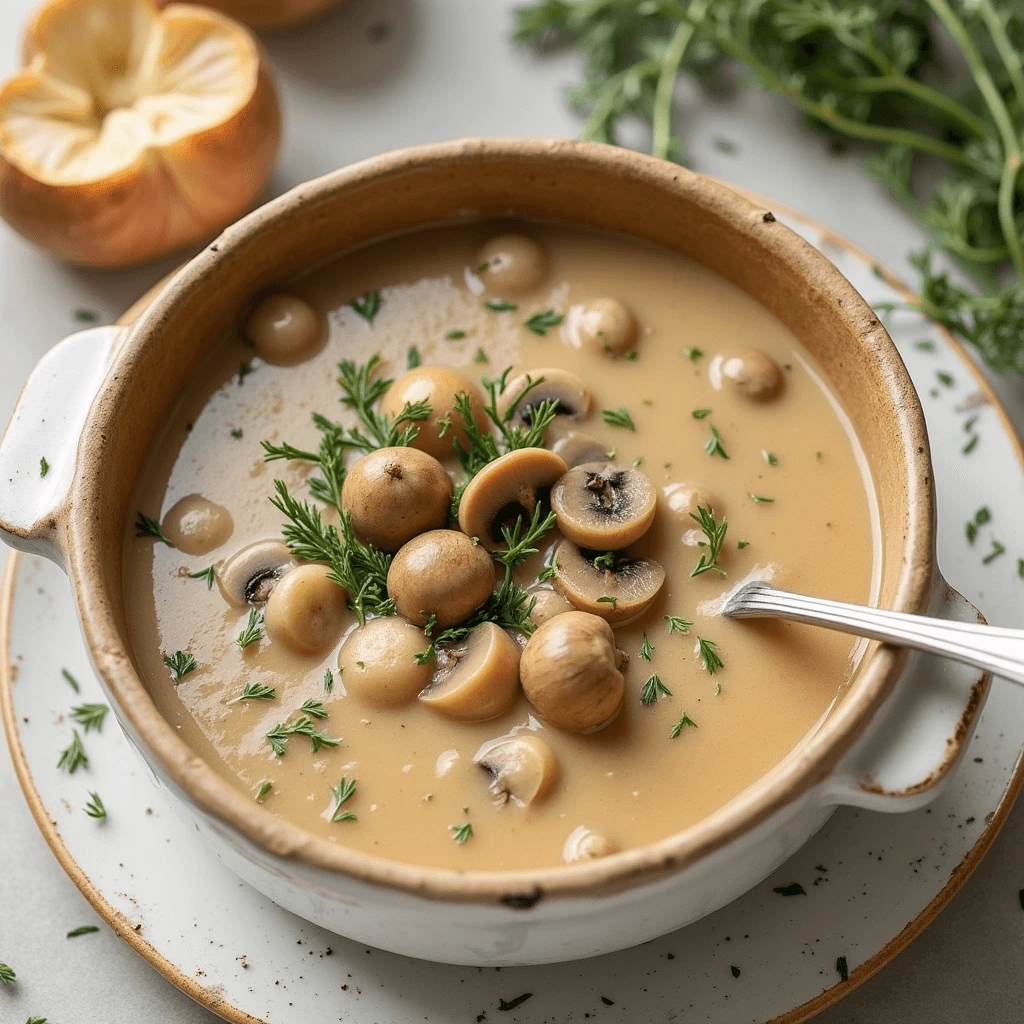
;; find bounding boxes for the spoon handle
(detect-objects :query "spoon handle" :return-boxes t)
[723,581,1024,687]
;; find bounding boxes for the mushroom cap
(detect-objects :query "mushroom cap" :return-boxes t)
[162,494,233,555]
[553,539,666,624]
[387,529,495,628]
[341,447,453,552]
[550,429,610,469]
[195,0,346,31]
[245,293,323,365]
[498,368,591,431]
[551,462,657,550]
[379,366,489,460]
[564,825,618,862]
[721,349,784,400]
[0,0,280,267]
[474,733,560,806]
[520,611,624,733]
[420,621,521,722]
[526,586,573,627]
[338,616,433,708]
[475,234,548,294]
[217,539,295,607]
[575,297,637,355]
[458,447,567,551]
[263,563,348,655]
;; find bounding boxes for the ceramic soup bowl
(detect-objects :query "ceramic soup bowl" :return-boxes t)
[0,139,988,966]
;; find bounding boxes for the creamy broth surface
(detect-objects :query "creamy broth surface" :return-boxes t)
[124,222,877,870]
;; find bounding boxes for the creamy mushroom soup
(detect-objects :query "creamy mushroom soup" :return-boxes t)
[124,221,878,870]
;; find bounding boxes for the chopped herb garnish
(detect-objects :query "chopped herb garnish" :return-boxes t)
[665,615,693,634]
[937,371,955,387]
[684,347,703,362]
[641,673,673,705]
[492,504,557,571]
[632,456,643,468]
[597,595,618,610]
[638,633,654,661]
[299,698,328,719]
[0,963,14,984]
[163,650,197,682]
[975,507,991,525]
[704,425,729,459]
[523,309,564,335]
[474,347,488,363]
[601,996,615,1006]
[233,681,276,703]
[592,550,619,571]
[61,668,80,693]
[750,493,775,504]
[485,299,517,312]
[238,362,254,384]
[963,434,980,454]
[75,308,98,323]
[690,505,728,578]
[449,820,474,844]
[602,405,636,431]
[134,512,171,545]
[323,668,334,693]
[406,345,421,369]
[836,955,849,982]
[256,780,274,803]
[626,350,639,360]
[446,329,467,340]
[537,558,558,583]
[330,776,358,821]
[26,1017,47,1024]
[84,791,106,820]
[349,291,381,323]
[39,456,49,478]
[236,608,265,649]
[737,540,750,549]
[983,540,1006,564]
[669,710,697,738]
[1018,558,1024,579]
[66,925,99,938]
[691,408,712,419]
[773,882,806,897]
[498,993,533,1011]
[914,340,935,351]
[697,636,723,674]
[230,428,243,439]
[57,730,88,774]
[266,714,341,756]
[763,450,778,466]
[188,565,216,590]
[70,703,108,733]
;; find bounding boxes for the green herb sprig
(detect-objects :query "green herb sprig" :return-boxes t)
[330,777,358,821]
[689,505,728,577]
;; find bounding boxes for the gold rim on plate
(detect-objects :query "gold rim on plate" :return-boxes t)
[1,209,1022,1024]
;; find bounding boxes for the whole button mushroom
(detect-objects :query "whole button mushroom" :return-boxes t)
[162,495,233,555]
[217,540,295,607]
[387,530,495,628]
[476,234,548,294]
[575,298,637,355]
[721,349,784,401]
[662,483,721,547]
[457,447,567,551]
[498,368,591,432]
[475,734,560,806]
[338,616,433,708]
[526,586,573,627]
[420,622,521,722]
[521,611,624,732]
[341,447,453,552]
[551,462,657,550]
[245,294,323,364]
[380,366,489,460]
[263,564,348,656]
[554,539,665,625]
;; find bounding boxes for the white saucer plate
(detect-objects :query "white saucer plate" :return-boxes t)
[3,209,1024,1024]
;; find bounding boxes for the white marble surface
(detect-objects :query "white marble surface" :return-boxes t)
[1,0,1023,1021]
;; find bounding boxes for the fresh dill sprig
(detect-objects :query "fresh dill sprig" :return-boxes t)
[641,673,672,705]
[299,698,329,719]
[697,636,724,674]
[537,556,558,583]
[0,962,15,984]
[233,681,276,703]
[84,791,107,820]
[669,711,698,738]
[523,309,564,335]
[665,615,693,634]
[61,668,80,693]
[492,504,557,569]
[134,512,171,545]
[638,633,654,661]
[602,405,635,431]
[486,299,517,312]
[57,730,88,774]
[449,820,474,844]
[188,565,216,590]
[330,777,358,822]
[163,650,197,682]
[69,703,108,733]
[256,780,274,803]
[324,667,334,693]
[690,505,728,578]
[66,925,99,938]
[236,608,265,650]
[704,425,729,459]
[266,714,341,756]
[349,291,381,323]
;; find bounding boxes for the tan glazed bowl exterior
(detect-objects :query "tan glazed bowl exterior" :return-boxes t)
[0,138,988,965]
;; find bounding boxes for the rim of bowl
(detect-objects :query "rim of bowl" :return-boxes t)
[66,137,934,904]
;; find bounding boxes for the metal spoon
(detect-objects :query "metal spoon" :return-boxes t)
[722,580,1024,686]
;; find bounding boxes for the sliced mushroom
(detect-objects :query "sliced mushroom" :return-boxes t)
[387,529,495,628]
[554,539,665,624]
[162,494,233,555]
[520,611,624,732]
[550,430,610,469]
[217,539,295,607]
[342,447,453,552]
[475,734,560,806]
[419,621,521,722]
[245,293,323,364]
[379,366,489,460]
[476,234,547,294]
[338,616,433,708]
[564,825,618,862]
[264,564,348,655]
[575,298,637,355]
[527,586,573,627]
[458,447,567,551]
[721,349,784,401]
[551,462,657,550]
[498,368,591,431]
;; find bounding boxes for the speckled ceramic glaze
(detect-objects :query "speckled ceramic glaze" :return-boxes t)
[0,139,988,965]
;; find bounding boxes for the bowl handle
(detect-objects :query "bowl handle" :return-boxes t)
[820,581,989,811]
[0,326,121,568]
